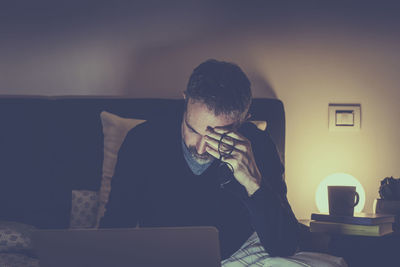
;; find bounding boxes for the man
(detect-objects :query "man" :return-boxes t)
[100,59,300,261]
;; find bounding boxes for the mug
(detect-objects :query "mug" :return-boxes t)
[328,186,359,216]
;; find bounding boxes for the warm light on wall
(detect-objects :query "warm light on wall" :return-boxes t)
[315,173,366,213]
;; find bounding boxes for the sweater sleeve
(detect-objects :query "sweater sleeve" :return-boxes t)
[99,124,147,228]
[241,128,300,257]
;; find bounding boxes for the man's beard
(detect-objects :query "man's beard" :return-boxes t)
[187,146,214,164]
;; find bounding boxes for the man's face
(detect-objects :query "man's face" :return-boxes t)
[182,100,239,164]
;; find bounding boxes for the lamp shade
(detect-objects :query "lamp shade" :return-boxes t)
[315,173,365,213]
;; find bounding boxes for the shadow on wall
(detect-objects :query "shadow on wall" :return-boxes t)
[248,72,277,99]
[121,35,277,99]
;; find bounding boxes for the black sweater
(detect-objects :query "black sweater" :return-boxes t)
[100,114,299,259]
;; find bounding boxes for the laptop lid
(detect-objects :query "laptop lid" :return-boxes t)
[32,226,221,267]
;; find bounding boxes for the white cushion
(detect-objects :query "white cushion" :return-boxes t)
[95,111,145,227]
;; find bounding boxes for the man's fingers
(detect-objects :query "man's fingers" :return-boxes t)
[205,134,246,153]
[219,156,238,174]
[205,144,221,159]
[205,144,238,164]
[205,127,248,152]
[212,127,246,141]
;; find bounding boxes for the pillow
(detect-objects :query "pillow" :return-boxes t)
[0,253,39,267]
[0,221,36,254]
[70,190,99,229]
[250,120,267,131]
[95,111,146,227]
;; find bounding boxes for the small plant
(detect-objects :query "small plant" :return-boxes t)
[379,176,400,200]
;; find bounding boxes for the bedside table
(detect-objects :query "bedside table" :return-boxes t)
[299,219,400,267]
[328,233,400,267]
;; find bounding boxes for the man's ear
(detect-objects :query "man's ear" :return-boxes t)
[182,92,187,100]
[245,113,252,121]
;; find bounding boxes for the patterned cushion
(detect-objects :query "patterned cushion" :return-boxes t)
[96,111,145,227]
[0,253,39,267]
[0,221,36,253]
[69,190,99,228]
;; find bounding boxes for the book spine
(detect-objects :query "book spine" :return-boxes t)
[310,222,385,236]
[311,214,395,225]
[311,226,380,236]
[311,215,372,225]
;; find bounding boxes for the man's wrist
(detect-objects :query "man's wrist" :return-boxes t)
[245,178,261,197]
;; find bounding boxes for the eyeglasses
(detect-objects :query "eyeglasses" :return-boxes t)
[217,131,235,189]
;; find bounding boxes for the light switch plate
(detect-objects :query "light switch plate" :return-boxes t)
[336,110,354,126]
[329,104,361,131]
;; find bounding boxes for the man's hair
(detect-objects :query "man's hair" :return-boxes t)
[184,59,252,119]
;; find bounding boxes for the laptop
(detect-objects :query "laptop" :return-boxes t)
[32,226,221,267]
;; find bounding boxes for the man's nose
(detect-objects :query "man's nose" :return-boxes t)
[196,136,207,155]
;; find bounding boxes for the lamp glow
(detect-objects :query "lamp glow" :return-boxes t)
[315,173,365,213]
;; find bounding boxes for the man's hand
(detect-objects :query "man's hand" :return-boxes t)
[204,127,262,196]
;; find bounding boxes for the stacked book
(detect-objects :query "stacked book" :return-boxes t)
[310,213,395,237]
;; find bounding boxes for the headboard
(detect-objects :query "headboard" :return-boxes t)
[0,96,285,228]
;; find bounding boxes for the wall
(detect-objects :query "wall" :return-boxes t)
[1,1,399,219]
